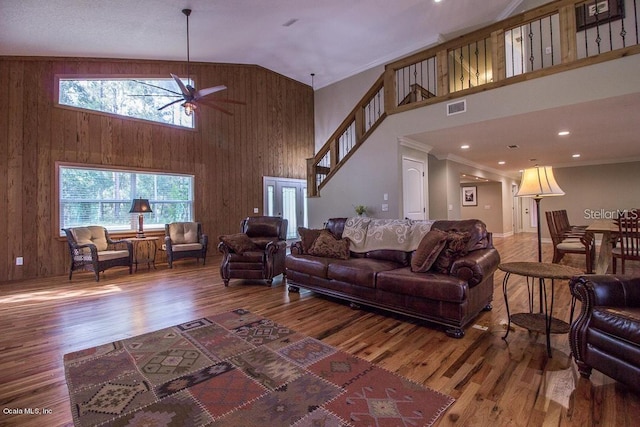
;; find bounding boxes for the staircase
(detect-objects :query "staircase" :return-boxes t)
[307,0,640,197]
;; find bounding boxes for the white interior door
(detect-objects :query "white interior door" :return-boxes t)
[402,158,426,220]
[263,177,307,239]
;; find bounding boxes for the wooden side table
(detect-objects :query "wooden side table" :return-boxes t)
[499,262,583,357]
[126,237,159,272]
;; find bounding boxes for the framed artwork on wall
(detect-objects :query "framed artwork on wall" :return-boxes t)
[575,0,625,31]
[462,186,477,206]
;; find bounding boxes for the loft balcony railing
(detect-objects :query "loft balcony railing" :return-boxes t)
[308,0,640,196]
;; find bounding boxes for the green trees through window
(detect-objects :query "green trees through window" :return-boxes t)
[59,165,194,234]
[58,77,194,128]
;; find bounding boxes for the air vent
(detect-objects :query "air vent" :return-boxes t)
[447,99,467,116]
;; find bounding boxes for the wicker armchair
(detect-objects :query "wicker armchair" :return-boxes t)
[63,226,133,281]
[163,222,208,268]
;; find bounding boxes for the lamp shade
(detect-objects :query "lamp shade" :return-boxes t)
[516,166,565,198]
[129,198,153,213]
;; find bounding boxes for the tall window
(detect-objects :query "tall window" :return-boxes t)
[58,165,194,234]
[57,77,195,128]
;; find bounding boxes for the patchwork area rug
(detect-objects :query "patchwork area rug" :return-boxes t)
[64,309,454,426]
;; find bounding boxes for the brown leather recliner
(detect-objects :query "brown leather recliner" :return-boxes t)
[218,216,288,286]
[569,275,640,392]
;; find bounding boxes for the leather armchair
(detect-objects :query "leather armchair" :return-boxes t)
[569,275,640,392]
[164,222,208,268]
[63,226,133,281]
[218,216,288,286]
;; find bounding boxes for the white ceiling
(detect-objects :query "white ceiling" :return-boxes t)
[408,92,640,176]
[1,0,639,176]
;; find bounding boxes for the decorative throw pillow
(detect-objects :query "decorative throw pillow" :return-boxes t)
[308,229,350,259]
[297,227,323,254]
[411,229,448,272]
[219,233,258,254]
[432,231,471,274]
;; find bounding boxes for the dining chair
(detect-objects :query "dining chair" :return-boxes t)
[545,211,595,273]
[554,209,588,233]
[612,211,640,274]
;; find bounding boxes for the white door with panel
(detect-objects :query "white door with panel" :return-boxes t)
[402,158,426,220]
[263,177,307,240]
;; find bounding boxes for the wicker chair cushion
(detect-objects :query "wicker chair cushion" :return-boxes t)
[71,226,109,252]
[168,222,199,244]
[171,243,203,252]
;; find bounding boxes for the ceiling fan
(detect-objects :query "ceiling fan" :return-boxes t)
[139,9,244,116]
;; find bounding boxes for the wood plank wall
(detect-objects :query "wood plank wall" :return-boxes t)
[0,57,314,282]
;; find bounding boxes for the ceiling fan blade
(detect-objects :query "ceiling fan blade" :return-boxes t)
[193,85,227,100]
[131,80,182,96]
[158,98,184,111]
[197,99,234,116]
[128,94,182,97]
[170,73,191,98]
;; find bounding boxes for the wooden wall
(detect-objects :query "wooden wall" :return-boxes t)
[0,57,314,282]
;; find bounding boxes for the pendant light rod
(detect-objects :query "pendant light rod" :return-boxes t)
[182,8,191,81]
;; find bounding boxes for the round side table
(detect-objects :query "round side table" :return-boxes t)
[499,262,584,357]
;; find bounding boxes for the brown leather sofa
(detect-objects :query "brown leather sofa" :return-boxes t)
[569,275,640,392]
[285,218,501,338]
[218,216,288,286]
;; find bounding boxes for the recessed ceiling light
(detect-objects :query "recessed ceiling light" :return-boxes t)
[498,161,506,165]
[558,131,570,136]
[572,153,581,158]
[460,144,470,149]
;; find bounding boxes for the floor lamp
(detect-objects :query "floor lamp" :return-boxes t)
[516,166,565,262]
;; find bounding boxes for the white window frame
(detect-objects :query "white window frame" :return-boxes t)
[57,163,194,235]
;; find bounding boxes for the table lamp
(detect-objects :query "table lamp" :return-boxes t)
[129,198,153,238]
[516,166,565,262]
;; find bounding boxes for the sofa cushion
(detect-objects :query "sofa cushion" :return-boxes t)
[377,267,468,303]
[366,249,411,266]
[432,219,489,252]
[327,258,401,289]
[219,233,258,254]
[169,222,199,244]
[432,231,470,274]
[411,229,448,272]
[71,226,109,252]
[297,227,323,254]
[285,254,332,278]
[309,230,350,259]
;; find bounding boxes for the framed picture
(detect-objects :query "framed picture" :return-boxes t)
[462,186,477,206]
[576,0,625,31]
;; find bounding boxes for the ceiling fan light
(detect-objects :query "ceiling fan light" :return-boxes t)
[184,102,196,116]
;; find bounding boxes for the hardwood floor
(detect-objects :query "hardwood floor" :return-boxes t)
[1,233,639,426]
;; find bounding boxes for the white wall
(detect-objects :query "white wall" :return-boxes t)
[538,161,640,239]
[309,54,640,230]
[314,65,384,151]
